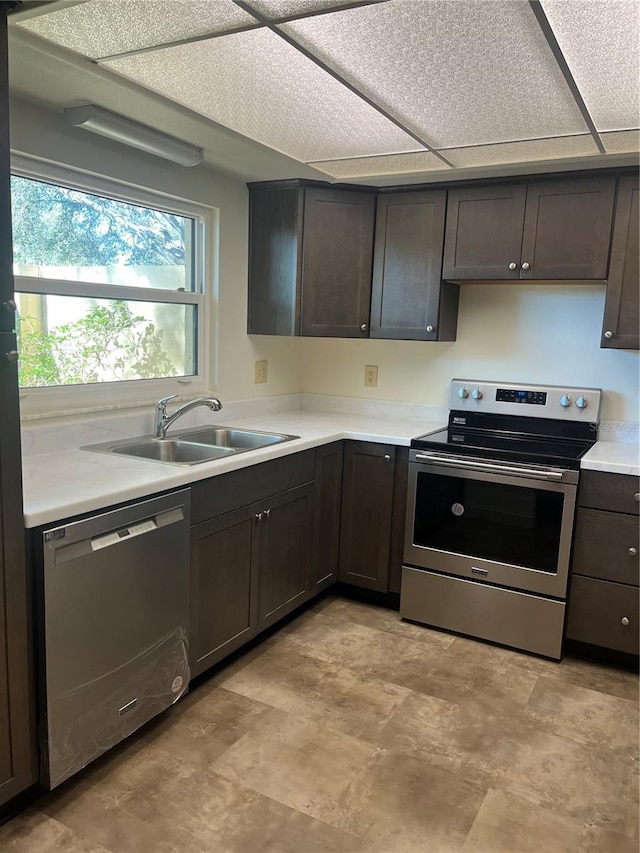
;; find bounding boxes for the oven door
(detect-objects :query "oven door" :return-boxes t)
[404,452,577,598]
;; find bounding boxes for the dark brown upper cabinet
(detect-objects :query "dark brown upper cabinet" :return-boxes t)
[601,175,639,350]
[247,181,375,338]
[443,176,616,282]
[370,190,458,341]
[443,183,527,280]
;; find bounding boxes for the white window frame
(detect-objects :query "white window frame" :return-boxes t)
[11,155,214,416]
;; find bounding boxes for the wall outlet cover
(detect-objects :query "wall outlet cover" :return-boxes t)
[254,360,268,383]
[364,365,378,388]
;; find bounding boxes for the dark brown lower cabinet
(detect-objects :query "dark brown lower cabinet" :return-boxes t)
[190,507,259,678]
[339,442,396,592]
[566,576,639,656]
[566,470,639,659]
[257,484,314,631]
[312,442,343,593]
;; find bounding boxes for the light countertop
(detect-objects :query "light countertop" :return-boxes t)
[580,440,640,477]
[21,410,446,528]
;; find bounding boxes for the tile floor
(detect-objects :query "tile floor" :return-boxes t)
[1,595,638,852]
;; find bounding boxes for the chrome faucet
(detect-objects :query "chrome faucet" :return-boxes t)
[154,394,223,438]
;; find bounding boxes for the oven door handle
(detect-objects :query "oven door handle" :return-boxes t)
[413,453,565,481]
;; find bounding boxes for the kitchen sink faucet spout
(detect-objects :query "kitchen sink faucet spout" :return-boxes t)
[154,395,223,438]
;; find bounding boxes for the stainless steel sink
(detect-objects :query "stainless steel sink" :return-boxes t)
[83,438,235,466]
[81,426,299,466]
[173,426,297,450]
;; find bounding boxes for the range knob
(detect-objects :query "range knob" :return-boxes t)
[471,388,483,400]
[458,387,469,399]
[575,396,588,410]
[559,394,572,408]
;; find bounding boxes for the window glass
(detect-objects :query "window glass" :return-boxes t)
[11,175,196,292]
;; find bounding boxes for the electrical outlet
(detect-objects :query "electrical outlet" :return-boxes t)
[364,364,378,388]
[254,360,268,383]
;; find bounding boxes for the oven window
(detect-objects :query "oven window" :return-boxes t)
[413,472,564,573]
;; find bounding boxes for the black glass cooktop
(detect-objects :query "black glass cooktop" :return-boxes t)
[411,412,597,470]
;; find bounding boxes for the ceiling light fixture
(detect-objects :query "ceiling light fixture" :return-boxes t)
[63,104,204,166]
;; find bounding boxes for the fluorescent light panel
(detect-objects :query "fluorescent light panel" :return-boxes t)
[64,105,203,166]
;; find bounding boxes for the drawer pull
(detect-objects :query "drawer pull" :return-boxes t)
[630,547,638,556]
[635,493,640,502]
[621,617,630,626]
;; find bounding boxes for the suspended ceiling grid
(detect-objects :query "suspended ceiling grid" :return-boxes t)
[13,0,640,180]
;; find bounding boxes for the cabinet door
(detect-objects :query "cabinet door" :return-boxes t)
[300,188,375,337]
[567,575,639,655]
[602,176,639,349]
[443,183,526,280]
[247,186,302,336]
[312,442,343,592]
[0,7,37,808]
[371,190,458,341]
[520,176,615,280]
[339,442,395,592]
[190,506,259,677]
[257,484,314,631]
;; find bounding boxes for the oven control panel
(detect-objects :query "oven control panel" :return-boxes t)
[450,380,601,421]
[496,388,547,405]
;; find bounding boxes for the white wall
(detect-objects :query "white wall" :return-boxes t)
[301,284,640,423]
[9,98,302,406]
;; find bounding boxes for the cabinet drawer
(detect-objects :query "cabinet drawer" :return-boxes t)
[191,451,315,524]
[572,508,639,586]
[566,576,639,655]
[579,470,640,515]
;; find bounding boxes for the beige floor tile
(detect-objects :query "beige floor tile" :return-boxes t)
[310,594,457,646]
[343,748,486,852]
[463,726,639,838]
[524,674,640,749]
[462,788,640,853]
[212,708,381,833]
[0,809,113,853]
[222,643,411,741]
[134,685,273,767]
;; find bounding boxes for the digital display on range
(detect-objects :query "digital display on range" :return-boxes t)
[496,388,547,405]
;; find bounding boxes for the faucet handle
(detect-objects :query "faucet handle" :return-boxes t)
[156,394,178,410]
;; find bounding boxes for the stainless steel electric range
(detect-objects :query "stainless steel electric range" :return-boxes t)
[401,379,601,659]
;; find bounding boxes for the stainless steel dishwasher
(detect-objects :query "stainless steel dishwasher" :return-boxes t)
[40,489,191,789]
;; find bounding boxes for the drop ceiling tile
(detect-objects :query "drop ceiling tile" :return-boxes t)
[105,28,420,162]
[541,1,640,132]
[17,0,256,59]
[312,150,445,178]
[283,0,588,148]
[601,130,640,154]
[249,0,356,17]
[444,135,598,168]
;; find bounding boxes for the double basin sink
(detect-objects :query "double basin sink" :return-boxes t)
[83,426,300,466]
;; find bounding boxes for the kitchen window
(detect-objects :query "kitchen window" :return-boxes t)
[11,161,211,412]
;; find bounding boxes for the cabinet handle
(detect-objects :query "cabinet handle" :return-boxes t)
[264,509,271,519]
[426,325,435,333]
[621,617,630,626]
[2,299,16,313]
[635,493,640,502]
[360,323,368,332]
[521,262,531,271]
[383,454,391,461]
[255,512,263,522]
[604,330,614,339]
[629,547,637,555]
[508,262,518,271]
[4,350,19,363]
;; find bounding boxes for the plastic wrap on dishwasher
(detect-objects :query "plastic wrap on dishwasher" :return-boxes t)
[42,626,189,789]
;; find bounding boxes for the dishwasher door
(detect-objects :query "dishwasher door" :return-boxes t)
[41,489,191,789]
